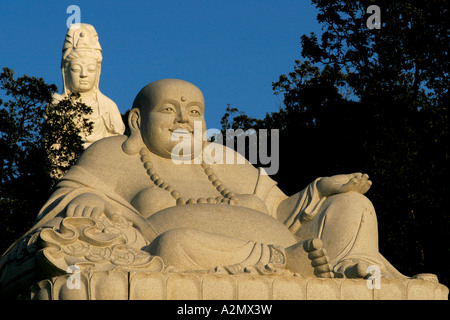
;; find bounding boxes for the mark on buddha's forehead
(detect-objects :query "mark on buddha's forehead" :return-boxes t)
[181,96,186,102]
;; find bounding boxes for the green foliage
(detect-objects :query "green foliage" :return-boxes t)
[44,92,93,181]
[0,67,92,252]
[221,0,449,286]
[0,67,56,246]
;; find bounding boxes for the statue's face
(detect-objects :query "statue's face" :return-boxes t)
[138,80,206,159]
[66,57,98,93]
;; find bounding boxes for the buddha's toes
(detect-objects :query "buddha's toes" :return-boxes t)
[285,238,334,278]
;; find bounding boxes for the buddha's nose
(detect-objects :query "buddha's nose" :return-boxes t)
[80,67,88,78]
[176,109,189,123]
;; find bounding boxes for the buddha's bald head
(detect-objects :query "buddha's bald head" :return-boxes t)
[132,79,205,113]
[129,79,207,159]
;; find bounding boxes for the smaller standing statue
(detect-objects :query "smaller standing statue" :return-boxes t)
[53,23,125,149]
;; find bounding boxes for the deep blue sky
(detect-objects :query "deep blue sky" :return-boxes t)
[1,0,322,130]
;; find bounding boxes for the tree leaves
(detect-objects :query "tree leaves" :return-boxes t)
[222,0,449,286]
[44,92,93,180]
[0,67,92,252]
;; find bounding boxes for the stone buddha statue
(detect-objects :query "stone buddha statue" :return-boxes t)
[53,23,125,148]
[1,79,445,299]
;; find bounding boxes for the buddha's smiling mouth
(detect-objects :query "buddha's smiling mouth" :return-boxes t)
[169,127,193,134]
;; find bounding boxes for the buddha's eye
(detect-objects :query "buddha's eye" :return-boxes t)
[70,66,81,73]
[87,64,97,72]
[158,104,176,113]
[189,108,202,116]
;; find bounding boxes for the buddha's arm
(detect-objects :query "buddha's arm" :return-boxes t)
[270,173,372,233]
[34,136,135,224]
[65,192,116,219]
[265,178,326,234]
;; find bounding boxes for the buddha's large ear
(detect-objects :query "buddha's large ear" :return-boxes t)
[122,108,144,155]
[128,107,141,130]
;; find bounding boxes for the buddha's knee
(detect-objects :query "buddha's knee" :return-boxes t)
[324,192,376,221]
[318,192,379,258]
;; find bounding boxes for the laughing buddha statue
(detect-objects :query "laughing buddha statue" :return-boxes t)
[1,79,445,299]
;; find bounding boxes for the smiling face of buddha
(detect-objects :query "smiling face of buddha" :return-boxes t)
[131,79,207,159]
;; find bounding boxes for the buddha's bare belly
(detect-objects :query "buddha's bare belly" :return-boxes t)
[146,204,298,247]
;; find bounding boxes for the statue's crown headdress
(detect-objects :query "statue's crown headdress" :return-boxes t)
[61,24,102,67]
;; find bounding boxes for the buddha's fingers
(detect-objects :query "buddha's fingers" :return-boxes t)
[81,206,94,218]
[66,203,76,217]
[91,206,103,219]
[73,205,85,217]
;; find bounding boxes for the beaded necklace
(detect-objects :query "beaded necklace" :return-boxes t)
[139,147,238,206]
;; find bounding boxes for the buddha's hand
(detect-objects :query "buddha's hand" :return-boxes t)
[317,173,372,198]
[66,193,117,220]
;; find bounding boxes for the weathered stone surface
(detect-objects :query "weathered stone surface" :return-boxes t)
[1,31,448,299]
[26,272,448,300]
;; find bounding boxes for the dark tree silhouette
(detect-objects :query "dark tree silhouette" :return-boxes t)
[0,67,92,253]
[221,0,449,287]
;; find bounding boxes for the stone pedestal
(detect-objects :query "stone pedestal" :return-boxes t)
[27,270,449,300]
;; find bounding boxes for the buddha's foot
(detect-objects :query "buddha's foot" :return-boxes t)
[285,239,333,278]
[333,261,372,279]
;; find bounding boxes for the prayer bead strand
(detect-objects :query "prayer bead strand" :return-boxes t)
[139,148,237,206]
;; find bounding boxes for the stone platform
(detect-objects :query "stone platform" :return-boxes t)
[28,270,449,300]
